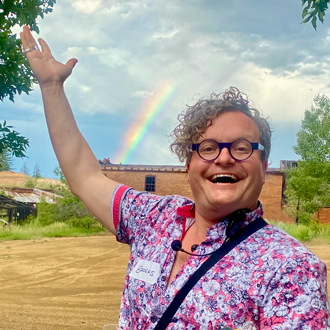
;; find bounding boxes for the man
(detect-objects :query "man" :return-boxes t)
[21,26,330,329]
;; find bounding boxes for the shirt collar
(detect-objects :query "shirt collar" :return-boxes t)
[207,202,264,241]
[176,202,264,241]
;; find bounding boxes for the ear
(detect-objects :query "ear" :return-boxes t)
[186,163,190,183]
[262,159,268,176]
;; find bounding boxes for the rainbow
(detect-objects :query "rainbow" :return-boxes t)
[115,84,176,164]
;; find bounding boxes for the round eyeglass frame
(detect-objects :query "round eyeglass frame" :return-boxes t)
[190,139,265,162]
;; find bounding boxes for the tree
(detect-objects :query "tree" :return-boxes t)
[284,94,330,224]
[20,162,29,175]
[0,120,29,157]
[284,162,330,224]
[32,162,41,178]
[0,149,14,171]
[0,1,55,164]
[294,94,330,162]
[0,0,56,102]
[54,165,67,184]
[302,0,329,29]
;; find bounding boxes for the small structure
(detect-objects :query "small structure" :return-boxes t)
[1,187,62,205]
[0,195,37,223]
[0,187,62,224]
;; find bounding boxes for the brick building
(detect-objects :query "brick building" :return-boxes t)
[316,208,330,225]
[101,163,293,222]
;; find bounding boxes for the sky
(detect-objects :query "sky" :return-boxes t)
[3,0,330,178]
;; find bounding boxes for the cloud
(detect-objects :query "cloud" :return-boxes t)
[11,0,330,176]
[72,0,102,14]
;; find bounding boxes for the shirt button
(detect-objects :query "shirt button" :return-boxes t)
[150,316,158,323]
[161,275,166,281]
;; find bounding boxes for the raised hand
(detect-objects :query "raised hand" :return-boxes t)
[20,26,78,87]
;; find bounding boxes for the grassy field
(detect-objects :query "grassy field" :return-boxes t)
[268,220,330,244]
[0,219,106,241]
[1,217,330,245]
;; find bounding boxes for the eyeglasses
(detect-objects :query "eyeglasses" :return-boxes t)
[190,139,264,162]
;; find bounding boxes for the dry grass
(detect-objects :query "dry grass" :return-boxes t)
[0,171,63,189]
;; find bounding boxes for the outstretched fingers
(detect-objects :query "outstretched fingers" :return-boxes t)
[20,28,29,50]
[20,25,38,49]
[66,58,78,70]
[38,38,52,54]
[20,25,78,84]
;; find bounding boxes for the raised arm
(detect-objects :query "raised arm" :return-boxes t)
[20,26,118,233]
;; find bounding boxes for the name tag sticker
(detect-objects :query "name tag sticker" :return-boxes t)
[130,260,161,284]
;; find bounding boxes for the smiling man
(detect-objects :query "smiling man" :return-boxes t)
[184,111,268,223]
[20,26,330,330]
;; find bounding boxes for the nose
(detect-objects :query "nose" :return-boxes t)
[213,147,236,166]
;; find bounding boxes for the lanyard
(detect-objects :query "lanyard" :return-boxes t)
[154,217,268,330]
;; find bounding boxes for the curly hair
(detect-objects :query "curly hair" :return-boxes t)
[169,87,271,163]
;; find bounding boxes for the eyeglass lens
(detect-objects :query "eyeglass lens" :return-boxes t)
[198,140,252,161]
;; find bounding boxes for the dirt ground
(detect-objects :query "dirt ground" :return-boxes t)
[0,236,329,330]
[0,235,129,330]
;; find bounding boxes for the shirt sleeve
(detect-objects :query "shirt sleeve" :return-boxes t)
[111,184,131,230]
[111,185,164,245]
[259,252,330,329]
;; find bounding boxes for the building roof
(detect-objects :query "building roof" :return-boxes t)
[101,164,283,174]
[102,164,187,172]
[266,167,282,173]
[1,187,62,204]
[0,194,35,209]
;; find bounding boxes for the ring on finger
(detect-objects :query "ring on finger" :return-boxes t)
[23,45,39,57]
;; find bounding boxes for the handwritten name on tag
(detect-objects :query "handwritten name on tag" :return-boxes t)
[130,260,161,284]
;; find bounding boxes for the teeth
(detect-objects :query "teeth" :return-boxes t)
[210,174,238,183]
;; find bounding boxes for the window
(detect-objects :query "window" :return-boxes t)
[145,175,156,192]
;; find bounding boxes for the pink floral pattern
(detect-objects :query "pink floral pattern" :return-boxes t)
[112,185,330,330]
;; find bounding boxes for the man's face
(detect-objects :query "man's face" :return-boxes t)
[187,111,268,221]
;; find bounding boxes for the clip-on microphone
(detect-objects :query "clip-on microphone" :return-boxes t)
[171,208,249,257]
[171,240,215,257]
[225,208,248,241]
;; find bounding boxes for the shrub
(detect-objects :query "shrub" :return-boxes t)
[24,178,37,188]
[37,200,56,226]
[19,214,37,226]
[35,186,105,232]
[65,215,105,230]
[268,220,330,244]
[0,217,106,241]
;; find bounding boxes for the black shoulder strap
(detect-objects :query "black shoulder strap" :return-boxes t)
[154,217,267,330]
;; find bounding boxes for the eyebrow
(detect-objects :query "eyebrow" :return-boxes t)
[199,136,258,142]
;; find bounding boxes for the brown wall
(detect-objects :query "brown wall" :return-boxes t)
[102,168,293,222]
[316,207,330,224]
[259,173,293,222]
[103,169,193,200]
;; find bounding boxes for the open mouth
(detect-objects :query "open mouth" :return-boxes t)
[210,174,239,184]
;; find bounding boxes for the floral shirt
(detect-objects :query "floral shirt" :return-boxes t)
[111,185,330,330]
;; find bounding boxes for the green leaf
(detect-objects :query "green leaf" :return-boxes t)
[318,10,325,22]
[302,14,313,23]
[1,0,56,103]
[312,15,317,29]
[302,6,309,18]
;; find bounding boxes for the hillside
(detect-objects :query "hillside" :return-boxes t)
[0,171,63,189]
